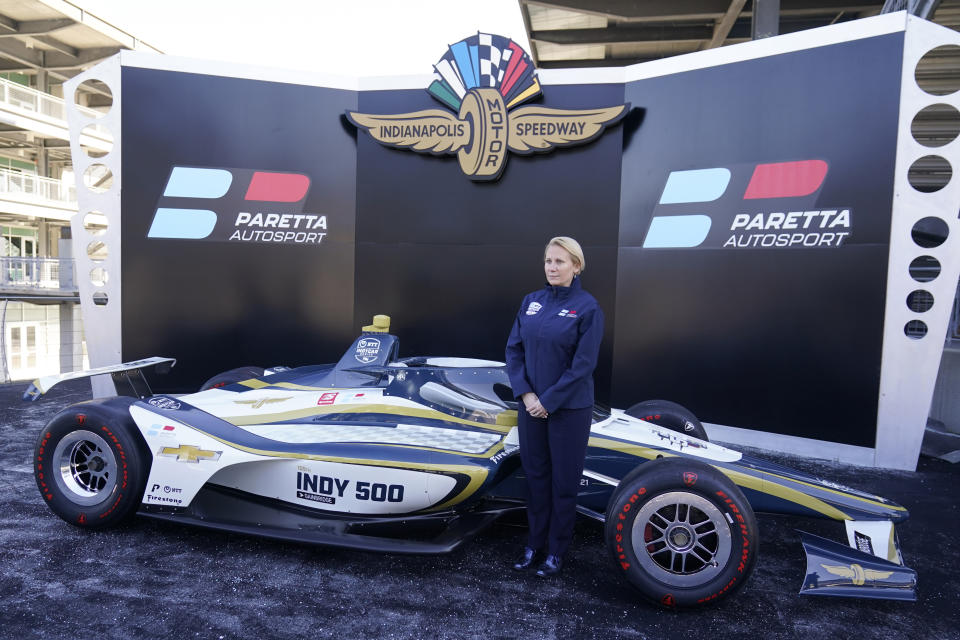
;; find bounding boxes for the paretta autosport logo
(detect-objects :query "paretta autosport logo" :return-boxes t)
[146,167,327,246]
[347,33,629,181]
[642,160,852,250]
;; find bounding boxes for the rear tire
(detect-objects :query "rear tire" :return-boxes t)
[199,366,265,391]
[625,400,709,441]
[605,458,758,608]
[34,402,150,529]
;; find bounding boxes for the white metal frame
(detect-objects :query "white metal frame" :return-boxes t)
[64,56,122,398]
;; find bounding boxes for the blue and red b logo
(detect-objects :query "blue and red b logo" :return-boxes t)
[642,160,845,250]
[147,167,324,246]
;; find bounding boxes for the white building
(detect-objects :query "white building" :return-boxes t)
[0,0,159,381]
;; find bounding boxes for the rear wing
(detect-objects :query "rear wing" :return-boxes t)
[23,357,176,401]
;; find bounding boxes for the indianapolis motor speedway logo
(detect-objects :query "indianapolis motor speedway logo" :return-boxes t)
[347,33,629,181]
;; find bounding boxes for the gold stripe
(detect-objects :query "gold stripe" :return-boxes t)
[506,78,541,109]
[270,382,338,391]
[718,467,850,520]
[224,403,511,433]
[587,435,663,461]
[588,435,850,520]
[197,429,489,511]
[234,379,336,392]
[238,379,270,389]
[888,525,898,564]
[760,469,907,512]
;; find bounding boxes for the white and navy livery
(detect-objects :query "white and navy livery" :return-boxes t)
[30,316,916,609]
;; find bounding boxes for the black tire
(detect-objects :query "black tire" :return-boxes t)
[605,458,758,609]
[199,366,265,391]
[34,400,151,529]
[625,400,709,441]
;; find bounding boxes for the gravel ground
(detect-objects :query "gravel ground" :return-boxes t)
[1,379,957,640]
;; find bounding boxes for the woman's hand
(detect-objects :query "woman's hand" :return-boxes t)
[522,392,548,418]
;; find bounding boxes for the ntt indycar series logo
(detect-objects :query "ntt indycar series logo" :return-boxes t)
[146,166,327,246]
[642,160,852,250]
[347,33,628,181]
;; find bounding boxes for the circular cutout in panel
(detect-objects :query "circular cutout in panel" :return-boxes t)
[916,45,960,96]
[911,216,949,247]
[904,320,928,339]
[82,164,113,193]
[909,255,941,282]
[906,289,934,313]
[908,155,952,193]
[83,211,108,236]
[74,79,113,116]
[79,123,113,158]
[90,267,108,287]
[92,292,108,306]
[911,103,960,148]
[87,240,107,262]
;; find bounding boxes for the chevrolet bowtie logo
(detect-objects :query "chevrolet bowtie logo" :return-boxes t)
[346,33,629,181]
[821,563,893,586]
[233,396,291,409]
[159,445,222,463]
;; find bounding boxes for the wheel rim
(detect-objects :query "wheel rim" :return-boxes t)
[631,491,732,588]
[52,430,118,506]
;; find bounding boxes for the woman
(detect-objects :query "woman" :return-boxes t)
[505,236,604,577]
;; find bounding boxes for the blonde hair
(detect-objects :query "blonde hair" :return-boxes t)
[545,236,585,274]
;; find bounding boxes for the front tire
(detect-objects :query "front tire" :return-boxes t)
[625,400,709,441]
[34,402,150,529]
[199,366,265,391]
[605,458,758,608]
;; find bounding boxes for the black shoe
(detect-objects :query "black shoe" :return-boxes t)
[536,554,563,577]
[512,547,540,571]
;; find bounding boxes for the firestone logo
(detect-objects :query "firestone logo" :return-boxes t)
[347,33,629,181]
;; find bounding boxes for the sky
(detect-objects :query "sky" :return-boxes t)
[73,0,532,77]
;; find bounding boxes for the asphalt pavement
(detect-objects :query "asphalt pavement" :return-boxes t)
[1,379,957,640]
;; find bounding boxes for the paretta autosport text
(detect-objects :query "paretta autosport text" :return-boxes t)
[230,212,328,245]
[724,209,850,248]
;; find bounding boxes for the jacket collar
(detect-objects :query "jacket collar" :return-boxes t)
[545,274,582,300]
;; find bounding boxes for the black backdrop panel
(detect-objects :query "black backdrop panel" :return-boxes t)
[354,84,626,403]
[613,34,904,446]
[120,68,358,391]
[117,32,904,447]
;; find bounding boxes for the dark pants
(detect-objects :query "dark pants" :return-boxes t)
[518,406,593,557]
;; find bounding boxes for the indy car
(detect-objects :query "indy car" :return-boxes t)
[29,316,916,608]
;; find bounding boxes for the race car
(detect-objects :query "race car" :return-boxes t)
[29,316,916,608]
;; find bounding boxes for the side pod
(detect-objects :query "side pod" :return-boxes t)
[798,531,917,601]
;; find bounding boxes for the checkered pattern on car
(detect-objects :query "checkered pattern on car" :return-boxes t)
[237,422,502,454]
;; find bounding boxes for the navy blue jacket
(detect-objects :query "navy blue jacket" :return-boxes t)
[505,276,604,413]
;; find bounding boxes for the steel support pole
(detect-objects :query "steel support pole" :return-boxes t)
[752,0,780,40]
